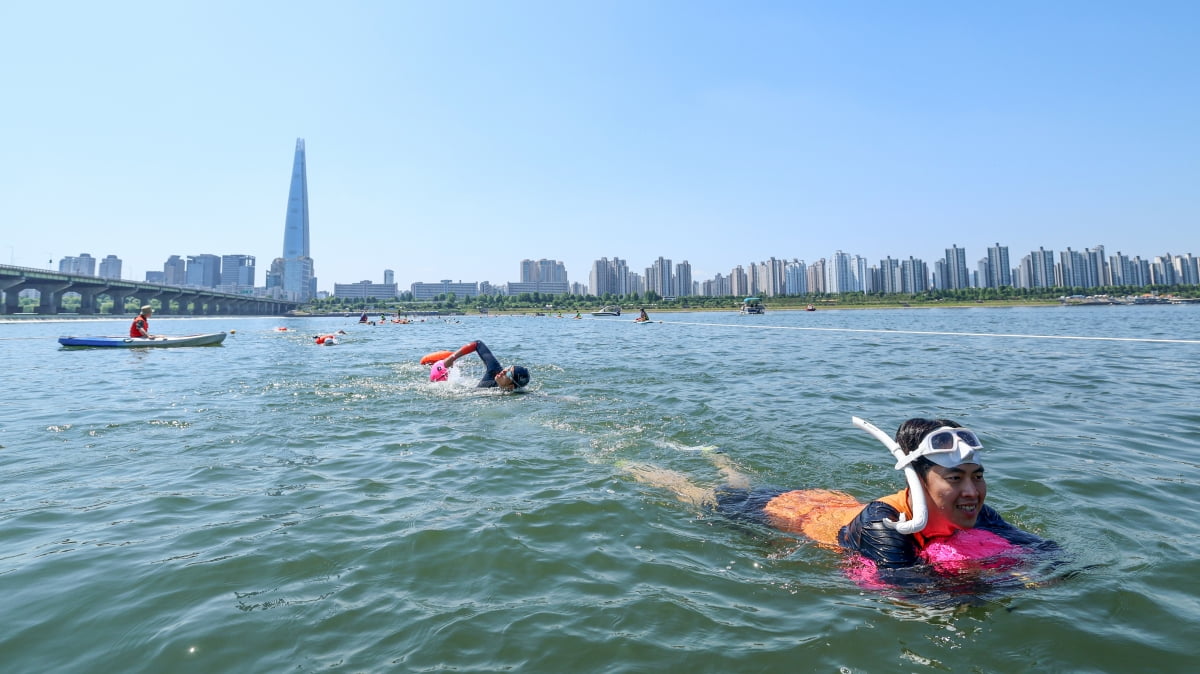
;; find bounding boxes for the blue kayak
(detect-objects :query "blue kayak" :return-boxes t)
[58,332,228,348]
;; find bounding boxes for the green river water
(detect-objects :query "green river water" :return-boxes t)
[2,306,1197,672]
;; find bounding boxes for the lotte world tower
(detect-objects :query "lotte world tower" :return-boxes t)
[271,138,317,301]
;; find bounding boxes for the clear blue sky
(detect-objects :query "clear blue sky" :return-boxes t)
[2,1,1196,292]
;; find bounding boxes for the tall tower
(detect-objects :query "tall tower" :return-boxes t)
[277,138,316,301]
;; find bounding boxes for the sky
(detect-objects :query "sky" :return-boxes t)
[2,1,1197,293]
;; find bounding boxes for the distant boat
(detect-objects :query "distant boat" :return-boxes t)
[740,297,765,315]
[58,332,228,348]
[591,305,621,316]
[805,304,816,312]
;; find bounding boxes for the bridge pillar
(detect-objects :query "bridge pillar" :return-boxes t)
[113,292,139,314]
[162,292,184,315]
[76,286,111,315]
[31,281,73,314]
[1,278,25,314]
[2,291,22,314]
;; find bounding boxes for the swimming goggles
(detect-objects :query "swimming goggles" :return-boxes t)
[894,427,983,469]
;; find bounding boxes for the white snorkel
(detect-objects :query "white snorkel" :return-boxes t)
[851,416,928,535]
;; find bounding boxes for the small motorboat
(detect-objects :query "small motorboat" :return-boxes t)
[591,305,622,316]
[58,332,228,348]
[739,298,765,315]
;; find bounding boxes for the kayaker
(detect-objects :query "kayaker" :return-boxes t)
[130,305,154,338]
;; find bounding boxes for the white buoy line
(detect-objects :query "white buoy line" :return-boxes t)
[655,320,1200,345]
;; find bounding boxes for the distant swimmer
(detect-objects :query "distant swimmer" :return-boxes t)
[314,330,346,345]
[440,340,530,390]
[625,417,1059,587]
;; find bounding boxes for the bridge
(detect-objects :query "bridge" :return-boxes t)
[0,264,301,316]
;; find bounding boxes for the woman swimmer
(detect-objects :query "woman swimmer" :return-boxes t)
[625,418,1058,583]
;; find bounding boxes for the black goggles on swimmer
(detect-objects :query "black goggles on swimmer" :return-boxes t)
[895,427,983,470]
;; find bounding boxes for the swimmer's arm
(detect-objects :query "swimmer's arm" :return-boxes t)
[977,506,1062,552]
[444,341,480,368]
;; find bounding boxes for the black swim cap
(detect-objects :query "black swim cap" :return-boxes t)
[510,365,530,388]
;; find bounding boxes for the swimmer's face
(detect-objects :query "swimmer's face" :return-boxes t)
[494,367,516,390]
[922,463,986,530]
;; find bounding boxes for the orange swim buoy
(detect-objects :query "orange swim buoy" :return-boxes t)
[420,350,454,365]
[762,489,865,548]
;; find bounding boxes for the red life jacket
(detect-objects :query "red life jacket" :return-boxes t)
[130,315,149,338]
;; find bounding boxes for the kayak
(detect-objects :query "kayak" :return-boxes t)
[58,332,228,348]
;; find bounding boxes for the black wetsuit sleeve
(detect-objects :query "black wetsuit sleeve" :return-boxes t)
[473,340,503,388]
[975,506,1062,553]
[837,501,920,569]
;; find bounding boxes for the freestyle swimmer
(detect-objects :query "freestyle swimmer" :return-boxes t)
[439,340,530,390]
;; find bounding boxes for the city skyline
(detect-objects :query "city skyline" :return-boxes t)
[2,4,1196,292]
[30,240,1199,299]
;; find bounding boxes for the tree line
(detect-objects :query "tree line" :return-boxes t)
[299,283,1200,314]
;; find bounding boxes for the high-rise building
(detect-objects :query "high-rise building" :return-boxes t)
[275,138,316,301]
[98,255,122,279]
[785,260,809,295]
[674,260,692,297]
[520,259,539,283]
[1172,253,1198,285]
[648,257,673,297]
[1025,247,1055,288]
[878,257,901,294]
[729,265,748,297]
[539,259,567,284]
[186,254,222,288]
[826,251,857,293]
[942,245,970,289]
[1059,247,1088,288]
[1085,245,1109,287]
[163,255,187,285]
[384,269,394,285]
[985,243,1011,288]
[807,258,828,294]
[700,272,729,297]
[589,258,613,296]
[59,254,96,276]
[220,255,256,291]
[1151,254,1176,285]
[517,259,569,293]
[900,257,928,294]
[589,257,630,297]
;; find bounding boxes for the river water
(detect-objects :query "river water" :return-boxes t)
[2,306,1197,672]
